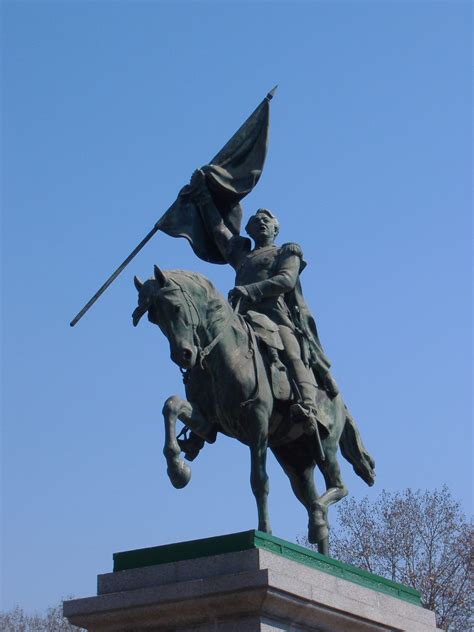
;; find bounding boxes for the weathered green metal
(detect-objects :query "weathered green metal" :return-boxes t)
[133,267,375,554]
[127,94,376,559]
[113,530,421,606]
[70,88,275,326]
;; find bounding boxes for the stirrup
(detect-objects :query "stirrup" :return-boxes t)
[177,433,205,461]
[291,402,319,434]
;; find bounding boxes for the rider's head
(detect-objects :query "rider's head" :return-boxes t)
[245,209,280,245]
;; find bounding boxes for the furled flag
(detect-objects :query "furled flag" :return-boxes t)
[70,88,276,326]
[159,87,276,263]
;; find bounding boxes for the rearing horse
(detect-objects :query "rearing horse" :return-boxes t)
[133,266,375,555]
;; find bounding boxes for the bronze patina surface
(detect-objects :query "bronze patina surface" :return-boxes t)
[129,92,375,555]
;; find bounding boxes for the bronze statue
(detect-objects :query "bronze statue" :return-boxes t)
[72,88,375,555]
[132,266,375,554]
[190,168,339,437]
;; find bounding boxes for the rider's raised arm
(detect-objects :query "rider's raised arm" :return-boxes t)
[244,243,304,302]
[193,174,250,270]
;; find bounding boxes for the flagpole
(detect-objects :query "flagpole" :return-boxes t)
[69,219,163,327]
[70,86,277,327]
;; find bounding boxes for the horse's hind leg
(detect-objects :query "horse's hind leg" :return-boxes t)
[162,395,216,489]
[271,440,324,548]
[317,449,348,510]
[312,447,348,554]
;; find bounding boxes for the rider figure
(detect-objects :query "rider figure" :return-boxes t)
[190,169,339,435]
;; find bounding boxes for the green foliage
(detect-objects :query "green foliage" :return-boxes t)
[300,486,472,631]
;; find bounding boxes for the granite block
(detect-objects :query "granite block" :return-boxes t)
[64,537,441,632]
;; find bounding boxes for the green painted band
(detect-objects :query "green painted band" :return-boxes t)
[113,530,421,606]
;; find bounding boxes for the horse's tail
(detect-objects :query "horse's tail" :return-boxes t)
[339,408,376,486]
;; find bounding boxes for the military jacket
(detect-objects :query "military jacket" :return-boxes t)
[193,186,331,376]
[227,238,332,376]
[230,241,300,328]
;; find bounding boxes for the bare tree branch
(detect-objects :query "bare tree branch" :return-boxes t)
[299,487,473,631]
[0,600,84,632]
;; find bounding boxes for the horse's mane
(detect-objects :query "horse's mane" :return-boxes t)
[165,269,218,298]
[164,269,232,328]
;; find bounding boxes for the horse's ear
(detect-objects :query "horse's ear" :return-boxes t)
[154,265,167,288]
[134,276,143,291]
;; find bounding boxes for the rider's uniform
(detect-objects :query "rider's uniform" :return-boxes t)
[224,236,338,405]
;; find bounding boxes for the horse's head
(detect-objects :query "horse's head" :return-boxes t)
[132,265,201,369]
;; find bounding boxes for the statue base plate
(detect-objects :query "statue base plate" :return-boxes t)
[64,530,440,631]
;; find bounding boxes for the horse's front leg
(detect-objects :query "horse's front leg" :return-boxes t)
[248,407,271,534]
[162,395,215,489]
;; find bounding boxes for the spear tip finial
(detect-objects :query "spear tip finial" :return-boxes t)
[266,85,278,101]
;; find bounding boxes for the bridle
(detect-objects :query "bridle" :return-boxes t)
[168,281,260,441]
[166,280,240,369]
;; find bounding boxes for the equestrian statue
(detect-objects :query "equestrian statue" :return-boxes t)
[72,89,375,555]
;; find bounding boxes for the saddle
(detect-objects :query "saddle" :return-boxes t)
[244,310,292,401]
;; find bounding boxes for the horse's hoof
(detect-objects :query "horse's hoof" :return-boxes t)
[167,460,191,489]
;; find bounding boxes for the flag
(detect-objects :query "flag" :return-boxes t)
[158,88,276,263]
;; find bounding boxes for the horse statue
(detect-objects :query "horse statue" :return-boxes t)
[132,265,375,555]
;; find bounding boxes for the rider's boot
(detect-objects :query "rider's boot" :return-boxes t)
[287,358,320,434]
[291,395,319,435]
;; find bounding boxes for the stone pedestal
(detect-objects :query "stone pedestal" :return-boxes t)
[64,530,440,631]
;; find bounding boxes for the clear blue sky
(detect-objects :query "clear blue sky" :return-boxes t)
[2,0,471,614]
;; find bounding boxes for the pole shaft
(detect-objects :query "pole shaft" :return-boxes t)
[69,222,161,327]
[70,87,277,326]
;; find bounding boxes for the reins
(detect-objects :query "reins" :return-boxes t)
[172,280,241,369]
[199,297,241,366]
